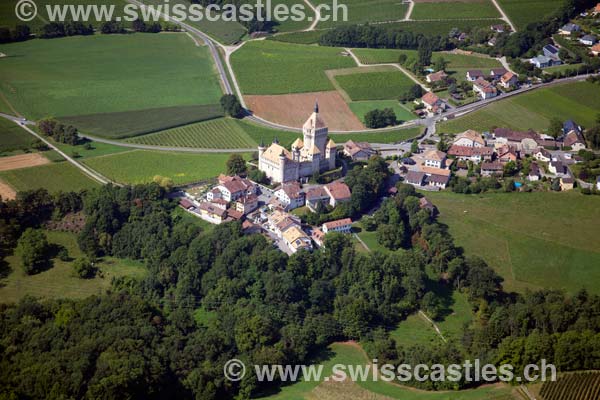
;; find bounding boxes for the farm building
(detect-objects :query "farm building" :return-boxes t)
[559,23,580,35]
[453,130,485,147]
[423,149,447,169]
[473,78,498,99]
[343,140,376,161]
[466,70,485,81]
[274,181,305,211]
[258,103,336,183]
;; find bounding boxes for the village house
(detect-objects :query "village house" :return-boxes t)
[268,210,301,238]
[427,174,450,189]
[426,70,448,83]
[212,175,256,202]
[560,177,575,191]
[447,145,493,163]
[324,181,351,207]
[534,148,552,162]
[258,103,336,183]
[235,194,259,215]
[579,34,597,46]
[528,163,541,181]
[500,72,518,89]
[481,161,504,177]
[423,149,447,169]
[564,131,587,151]
[493,128,540,152]
[490,68,508,80]
[311,228,326,247]
[543,44,561,60]
[594,3,600,15]
[322,218,353,234]
[591,43,600,56]
[274,181,305,211]
[466,70,484,81]
[559,23,581,35]
[530,55,555,69]
[405,171,426,187]
[343,140,376,161]
[549,160,567,176]
[199,202,228,224]
[453,130,485,147]
[490,24,506,33]
[282,226,313,253]
[305,186,330,212]
[421,92,446,114]
[473,78,498,99]
[497,144,519,163]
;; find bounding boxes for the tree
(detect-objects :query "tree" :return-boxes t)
[410,141,419,154]
[73,257,96,279]
[15,228,50,275]
[226,154,247,175]
[548,117,564,139]
[364,108,398,129]
[503,161,518,177]
[433,57,448,72]
[417,38,433,67]
[220,94,244,118]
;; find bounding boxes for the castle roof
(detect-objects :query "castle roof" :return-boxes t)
[262,143,292,164]
[303,111,327,130]
[327,139,337,149]
[292,138,304,149]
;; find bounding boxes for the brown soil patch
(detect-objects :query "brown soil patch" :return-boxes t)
[245,91,365,131]
[0,153,50,172]
[0,179,16,200]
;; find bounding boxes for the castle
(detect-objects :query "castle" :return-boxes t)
[258,103,336,183]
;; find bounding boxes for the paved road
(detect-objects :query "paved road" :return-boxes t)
[0,113,117,186]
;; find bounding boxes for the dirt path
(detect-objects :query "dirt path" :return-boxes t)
[490,0,517,32]
[304,0,321,31]
[0,179,16,200]
[404,0,415,21]
[418,310,448,343]
[0,153,50,172]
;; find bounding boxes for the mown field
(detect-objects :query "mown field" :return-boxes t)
[349,101,415,123]
[231,41,355,95]
[380,19,505,37]
[0,118,35,155]
[126,118,257,149]
[426,191,600,295]
[331,126,422,144]
[335,71,415,101]
[315,0,409,28]
[352,49,501,71]
[269,30,325,45]
[261,342,517,400]
[0,161,100,194]
[82,150,244,185]
[497,0,565,30]
[411,0,500,20]
[0,33,222,124]
[0,230,147,304]
[352,48,418,65]
[60,104,224,139]
[439,81,600,134]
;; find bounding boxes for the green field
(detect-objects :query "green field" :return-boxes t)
[497,0,565,30]
[231,41,355,95]
[426,191,600,295]
[378,19,506,37]
[82,150,244,185]
[261,342,516,400]
[269,30,325,44]
[315,0,409,28]
[126,118,258,149]
[0,33,222,121]
[411,0,500,20]
[53,139,132,160]
[0,161,100,194]
[331,126,422,144]
[0,117,35,155]
[0,230,147,304]
[60,104,224,139]
[439,81,600,134]
[335,71,415,101]
[352,48,418,65]
[349,101,415,124]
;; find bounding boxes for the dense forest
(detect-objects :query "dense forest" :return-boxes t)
[1,160,599,398]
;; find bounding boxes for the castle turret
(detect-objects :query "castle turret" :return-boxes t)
[258,138,266,157]
[278,149,287,183]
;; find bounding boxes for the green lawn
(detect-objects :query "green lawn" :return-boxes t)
[126,118,258,149]
[335,71,415,101]
[315,0,409,28]
[269,30,325,45]
[0,161,100,194]
[497,0,565,30]
[53,140,132,160]
[439,81,600,134]
[82,150,245,185]
[60,104,224,139]
[411,0,500,20]
[260,342,516,400]
[349,101,415,124]
[352,48,418,66]
[426,191,600,295]
[0,33,222,121]
[0,230,147,304]
[331,126,422,144]
[0,117,35,155]
[231,41,355,95]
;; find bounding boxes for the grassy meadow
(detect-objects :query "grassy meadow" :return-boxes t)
[331,126,422,144]
[0,33,222,124]
[426,191,600,295]
[497,0,566,30]
[82,150,244,185]
[0,230,147,304]
[315,0,409,28]
[379,19,506,37]
[0,118,35,155]
[0,161,100,194]
[231,41,355,95]
[410,0,500,20]
[335,71,415,101]
[348,101,415,124]
[269,30,325,45]
[439,81,600,134]
[126,118,258,149]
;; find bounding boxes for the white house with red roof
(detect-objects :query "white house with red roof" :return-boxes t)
[473,78,498,99]
[322,218,353,234]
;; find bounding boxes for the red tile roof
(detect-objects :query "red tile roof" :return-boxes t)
[325,181,351,201]
[323,218,352,230]
[421,91,440,106]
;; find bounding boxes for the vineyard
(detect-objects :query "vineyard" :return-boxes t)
[125,119,257,149]
[539,371,600,400]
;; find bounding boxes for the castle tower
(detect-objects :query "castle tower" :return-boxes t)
[278,150,286,183]
[302,102,328,155]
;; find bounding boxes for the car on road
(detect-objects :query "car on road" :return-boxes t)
[402,158,416,165]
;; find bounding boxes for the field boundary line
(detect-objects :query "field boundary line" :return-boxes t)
[489,0,517,32]
[404,0,414,21]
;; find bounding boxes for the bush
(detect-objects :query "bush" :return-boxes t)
[72,258,96,279]
[364,108,398,129]
[15,229,50,275]
[220,94,244,118]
